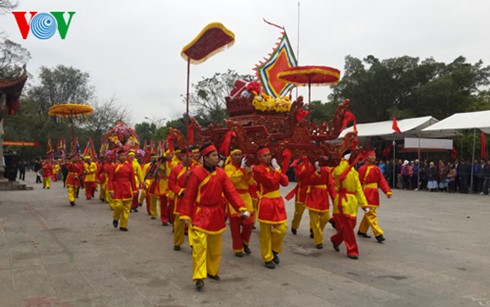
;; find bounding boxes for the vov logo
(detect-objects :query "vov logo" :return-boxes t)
[12,12,76,40]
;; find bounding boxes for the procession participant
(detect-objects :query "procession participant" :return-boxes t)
[52,160,60,182]
[109,149,137,231]
[65,154,84,206]
[357,151,392,243]
[128,150,144,213]
[305,161,337,249]
[95,155,107,202]
[83,156,98,200]
[330,150,368,260]
[168,148,196,250]
[224,147,255,257]
[152,154,172,224]
[142,153,158,216]
[161,149,181,225]
[253,146,289,269]
[190,145,201,167]
[103,151,116,209]
[287,156,310,235]
[179,142,247,290]
[41,157,53,189]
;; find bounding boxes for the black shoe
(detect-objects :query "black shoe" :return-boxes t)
[162,222,168,226]
[332,242,340,252]
[348,255,358,260]
[376,234,386,243]
[133,208,138,213]
[310,228,314,239]
[357,231,371,238]
[113,220,118,228]
[119,227,128,232]
[195,279,204,290]
[70,201,76,207]
[291,227,297,235]
[173,245,181,251]
[243,245,251,254]
[235,252,244,257]
[207,274,220,281]
[264,261,275,269]
[329,218,336,229]
[316,243,323,249]
[139,203,143,207]
[151,216,156,220]
[272,251,280,264]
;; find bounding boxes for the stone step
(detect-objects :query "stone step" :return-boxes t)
[0,181,33,191]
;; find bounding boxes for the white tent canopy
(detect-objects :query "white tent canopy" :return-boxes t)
[422,110,490,134]
[338,116,457,140]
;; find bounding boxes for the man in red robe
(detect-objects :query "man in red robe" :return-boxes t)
[108,149,137,231]
[253,146,289,269]
[41,158,53,189]
[357,151,393,243]
[65,154,83,206]
[179,143,247,290]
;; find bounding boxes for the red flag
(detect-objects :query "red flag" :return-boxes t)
[166,135,174,153]
[481,131,487,160]
[295,109,308,122]
[219,130,236,156]
[392,116,401,133]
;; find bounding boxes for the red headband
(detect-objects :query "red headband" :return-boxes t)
[367,150,375,156]
[200,144,217,157]
[257,147,270,156]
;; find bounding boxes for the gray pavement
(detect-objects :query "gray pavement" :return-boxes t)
[1,171,490,307]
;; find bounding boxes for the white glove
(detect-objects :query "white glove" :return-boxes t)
[314,161,321,172]
[240,157,247,169]
[364,207,370,213]
[271,158,280,171]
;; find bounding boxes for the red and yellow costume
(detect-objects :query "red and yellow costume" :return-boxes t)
[129,153,144,210]
[108,160,137,229]
[179,161,245,281]
[65,160,83,204]
[41,160,53,189]
[357,163,392,237]
[330,159,368,258]
[288,158,310,233]
[304,165,336,246]
[83,158,97,200]
[168,162,196,248]
[253,161,289,263]
[95,160,106,202]
[224,156,255,254]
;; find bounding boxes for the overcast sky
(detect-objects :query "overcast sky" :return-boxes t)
[2,0,490,125]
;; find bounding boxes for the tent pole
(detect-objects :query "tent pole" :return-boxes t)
[417,134,421,190]
[470,128,476,192]
[392,139,396,188]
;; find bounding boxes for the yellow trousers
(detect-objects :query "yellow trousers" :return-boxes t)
[99,183,106,201]
[174,214,185,246]
[106,190,115,210]
[149,195,159,218]
[259,222,287,262]
[191,229,222,281]
[309,210,330,245]
[43,177,51,189]
[291,201,305,230]
[68,186,77,202]
[359,207,383,236]
[113,199,132,228]
[138,189,146,204]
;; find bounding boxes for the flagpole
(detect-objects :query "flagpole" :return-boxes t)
[470,128,476,192]
[295,1,300,100]
[392,139,396,189]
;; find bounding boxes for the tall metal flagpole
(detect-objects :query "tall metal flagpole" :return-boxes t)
[185,58,190,147]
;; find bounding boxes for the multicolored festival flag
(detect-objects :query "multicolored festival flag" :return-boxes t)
[255,23,297,98]
[46,136,54,158]
[57,136,66,158]
[83,138,97,160]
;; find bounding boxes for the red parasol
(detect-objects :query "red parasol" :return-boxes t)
[278,65,340,122]
[181,23,235,147]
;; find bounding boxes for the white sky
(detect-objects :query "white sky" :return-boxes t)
[2,0,489,125]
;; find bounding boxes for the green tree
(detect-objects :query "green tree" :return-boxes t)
[330,55,490,122]
[0,35,30,79]
[189,69,254,125]
[309,100,338,124]
[28,65,95,114]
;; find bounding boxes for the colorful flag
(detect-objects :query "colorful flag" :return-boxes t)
[392,116,401,133]
[83,138,97,160]
[481,131,487,160]
[255,29,297,98]
[46,136,54,158]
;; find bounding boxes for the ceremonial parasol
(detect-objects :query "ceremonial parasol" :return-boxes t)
[277,65,340,122]
[181,22,235,144]
[48,103,94,137]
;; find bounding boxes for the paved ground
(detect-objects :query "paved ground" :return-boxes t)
[1,172,490,307]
